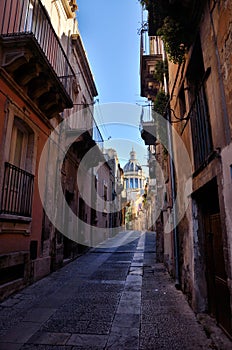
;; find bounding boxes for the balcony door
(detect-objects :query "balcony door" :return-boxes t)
[0,117,34,217]
[9,119,28,169]
[205,212,232,337]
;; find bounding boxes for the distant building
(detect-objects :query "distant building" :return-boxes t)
[123,149,147,230]
[103,149,124,232]
[123,149,146,196]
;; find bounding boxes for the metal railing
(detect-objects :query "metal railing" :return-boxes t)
[1,162,34,217]
[140,105,154,125]
[189,84,213,169]
[140,107,157,146]
[141,30,163,56]
[65,104,104,147]
[0,0,75,96]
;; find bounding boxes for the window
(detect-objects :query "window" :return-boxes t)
[187,37,213,170]
[179,84,186,117]
[91,175,98,225]
[135,178,139,188]
[130,178,133,188]
[79,197,85,222]
[1,117,35,217]
[9,119,28,169]
[9,116,35,173]
[103,184,107,212]
[125,178,129,189]
[104,184,107,201]
[149,66,155,75]
[149,36,162,55]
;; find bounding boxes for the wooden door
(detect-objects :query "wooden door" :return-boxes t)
[205,213,231,337]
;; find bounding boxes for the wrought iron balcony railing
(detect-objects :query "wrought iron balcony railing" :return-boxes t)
[0,0,75,97]
[141,33,163,56]
[65,104,104,148]
[1,162,34,217]
[140,107,157,146]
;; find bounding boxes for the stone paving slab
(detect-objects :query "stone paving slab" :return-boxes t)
[106,326,139,350]
[0,231,231,350]
[113,313,140,328]
[27,332,71,345]
[0,321,41,344]
[23,308,56,323]
[66,334,108,347]
[0,344,22,350]
[139,232,217,350]
[21,346,73,350]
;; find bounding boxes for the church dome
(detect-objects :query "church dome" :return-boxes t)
[123,149,142,174]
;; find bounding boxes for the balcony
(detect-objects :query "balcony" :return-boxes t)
[0,163,34,218]
[0,0,74,118]
[140,33,163,99]
[65,107,104,166]
[140,55,162,99]
[144,0,205,36]
[141,123,157,145]
[140,108,157,146]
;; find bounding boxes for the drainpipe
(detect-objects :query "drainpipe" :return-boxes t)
[162,42,180,288]
[167,109,180,288]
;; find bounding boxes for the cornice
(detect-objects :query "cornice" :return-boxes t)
[71,34,98,97]
[61,0,78,19]
[0,68,53,132]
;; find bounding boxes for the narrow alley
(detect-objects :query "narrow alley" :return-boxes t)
[0,231,228,350]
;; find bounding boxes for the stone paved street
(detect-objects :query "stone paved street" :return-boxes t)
[0,231,230,350]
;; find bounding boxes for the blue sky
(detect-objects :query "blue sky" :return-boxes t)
[77,0,143,104]
[76,0,148,169]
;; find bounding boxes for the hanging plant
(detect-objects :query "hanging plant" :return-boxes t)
[139,0,202,63]
[140,0,170,35]
[153,90,169,116]
[152,91,169,147]
[157,16,189,64]
[162,146,168,159]
[154,60,169,84]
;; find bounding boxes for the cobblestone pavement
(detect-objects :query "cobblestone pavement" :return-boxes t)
[0,231,231,350]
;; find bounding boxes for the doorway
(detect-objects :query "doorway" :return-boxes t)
[197,179,231,337]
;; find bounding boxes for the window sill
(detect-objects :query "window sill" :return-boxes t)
[192,149,221,178]
[0,214,32,224]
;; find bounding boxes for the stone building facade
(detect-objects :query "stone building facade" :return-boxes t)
[0,0,107,300]
[140,0,232,338]
[104,149,124,231]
